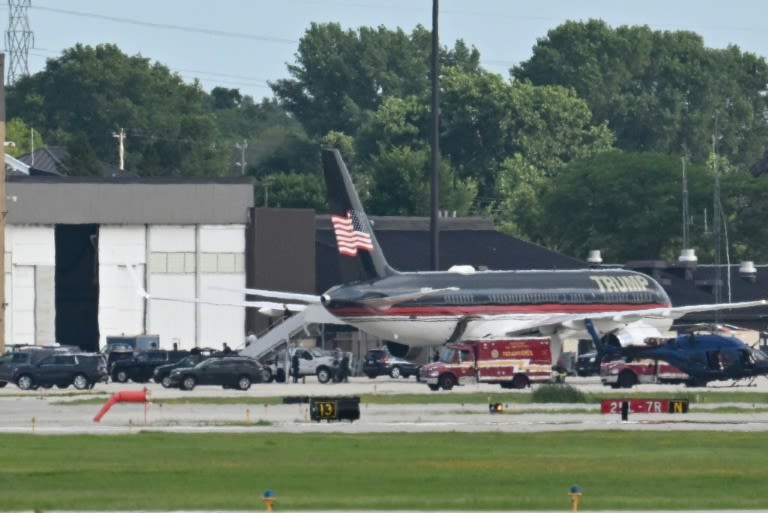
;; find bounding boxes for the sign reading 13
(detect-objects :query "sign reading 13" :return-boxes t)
[315,401,337,419]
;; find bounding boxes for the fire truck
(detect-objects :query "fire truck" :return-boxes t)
[600,357,689,388]
[419,337,556,391]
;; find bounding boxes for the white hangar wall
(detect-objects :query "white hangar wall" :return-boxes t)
[4,177,254,352]
[100,224,247,351]
[4,223,247,351]
[4,225,56,345]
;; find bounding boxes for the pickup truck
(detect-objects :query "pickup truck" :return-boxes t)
[261,347,336,384]
[110,350,189,383]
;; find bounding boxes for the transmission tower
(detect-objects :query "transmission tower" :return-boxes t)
[5,0,33,84]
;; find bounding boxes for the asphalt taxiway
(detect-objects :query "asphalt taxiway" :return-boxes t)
[2,376,768,434]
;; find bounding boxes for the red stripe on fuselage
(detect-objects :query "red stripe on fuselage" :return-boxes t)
[328,302,670,317]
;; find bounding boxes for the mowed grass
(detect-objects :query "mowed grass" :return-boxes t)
[4,431,768,510]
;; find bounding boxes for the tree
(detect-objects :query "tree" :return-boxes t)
[355,67,612,219]
[539,150,712,262]
[257,172,326,209]
[8,43,225,177]
[271,23,481,138]
[62,133,103,176]
[5,118,44,157]
[513,20,768,170]
[366,145,476,216]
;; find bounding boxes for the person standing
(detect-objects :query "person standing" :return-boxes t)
[291,350,300,383]
[245,331,256,347]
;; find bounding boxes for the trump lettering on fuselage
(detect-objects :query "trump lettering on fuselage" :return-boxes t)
[589,275,649,293]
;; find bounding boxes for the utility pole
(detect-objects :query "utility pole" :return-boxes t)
[235,139,248,175]
[429,0,440,271]
[112,128,126,170]
[0,54,6,351]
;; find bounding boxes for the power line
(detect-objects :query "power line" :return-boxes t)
[30,5,298,44]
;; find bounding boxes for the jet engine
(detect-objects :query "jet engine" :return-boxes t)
[602,321,664,348]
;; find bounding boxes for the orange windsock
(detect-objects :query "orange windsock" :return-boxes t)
[93,389,149,422]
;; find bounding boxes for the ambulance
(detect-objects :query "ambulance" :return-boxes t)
[419,337,556,391]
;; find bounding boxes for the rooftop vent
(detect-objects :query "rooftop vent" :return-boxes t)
[739,261,757,282]
[586,250,603,266]
[678,248,698,263]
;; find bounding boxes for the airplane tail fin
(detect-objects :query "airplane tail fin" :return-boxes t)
[322,148,396,282]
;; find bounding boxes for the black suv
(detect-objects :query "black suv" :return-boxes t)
[153,351,215,387]
[0,346,78,387]
[362,349,420,379]
[12,352,108,390]
[110,349,189,383]
[167,356,263,391]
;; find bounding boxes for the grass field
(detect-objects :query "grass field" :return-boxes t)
[4,430,768,510]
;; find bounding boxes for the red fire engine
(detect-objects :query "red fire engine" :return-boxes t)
[600,357,688,388]
[419,337,555,391]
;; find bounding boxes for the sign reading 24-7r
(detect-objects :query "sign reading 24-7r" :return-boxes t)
[600,399,689,414]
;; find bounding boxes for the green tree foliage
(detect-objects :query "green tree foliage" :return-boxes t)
[366,145,477,216]
[258,172,326,209]
[5,118,44,157]
[718,169,768,262]
[62,133,104,176]
[356,68,612,220]
[8,44,225,177]
[271,23,481,138]
[513,20,768,170]
[539,150,712,262]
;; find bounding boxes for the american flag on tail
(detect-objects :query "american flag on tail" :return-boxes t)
[331,210,374,256]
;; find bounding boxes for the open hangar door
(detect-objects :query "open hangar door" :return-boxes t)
[55,224,100,352]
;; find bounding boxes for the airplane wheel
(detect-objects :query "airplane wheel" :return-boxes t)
[617,370,637,389]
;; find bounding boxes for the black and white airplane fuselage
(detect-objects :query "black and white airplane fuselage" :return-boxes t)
[321,266,673,346]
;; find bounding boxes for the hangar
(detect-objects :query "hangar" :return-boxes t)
[3,174,253,352]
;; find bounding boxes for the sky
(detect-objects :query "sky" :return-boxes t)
[9,0,768,101]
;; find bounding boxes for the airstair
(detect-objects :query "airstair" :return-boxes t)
[238,304,343,360]
[239,313,309,360]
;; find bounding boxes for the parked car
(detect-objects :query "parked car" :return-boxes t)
[0,345,79,387]
[575,351,601,377]
[12,352,108,390]
[362,349,420,379]
[261,347,336,384]
[153,350,220,387]
[110,349,190,383]
[167,356,263,391]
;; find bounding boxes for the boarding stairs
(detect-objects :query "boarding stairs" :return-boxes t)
[238,312,310,360]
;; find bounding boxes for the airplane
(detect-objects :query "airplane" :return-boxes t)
[592,321,768,387]
[244,148,767,363]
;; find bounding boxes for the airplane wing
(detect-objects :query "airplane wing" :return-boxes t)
[124,264,308,317]
[210,286,321,304]
[360,287,460,311]
[463,299,768,340]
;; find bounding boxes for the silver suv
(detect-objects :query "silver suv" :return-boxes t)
[262,347,336,384]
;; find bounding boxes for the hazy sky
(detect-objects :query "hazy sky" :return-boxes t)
[14,0,768,100]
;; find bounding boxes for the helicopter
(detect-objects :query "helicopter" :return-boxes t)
[587,321,768,387]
